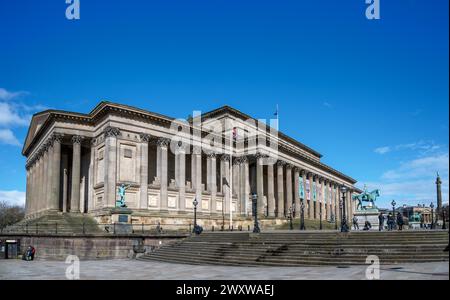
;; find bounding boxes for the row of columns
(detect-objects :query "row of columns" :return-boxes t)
[26,133,61,216]
[26,126,355,222]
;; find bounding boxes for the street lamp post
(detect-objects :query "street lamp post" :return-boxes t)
[391,200,396,230]
[192,198,199,234]
[300,200,306,230]
[288,206,293,230]
[430,202,435,230]
[252,194,260,233]
[340,186,349,232]
[403,204,409,229]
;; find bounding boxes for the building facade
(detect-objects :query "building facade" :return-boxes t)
[22,102,360,227]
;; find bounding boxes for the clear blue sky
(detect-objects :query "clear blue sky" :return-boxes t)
[0,0,448,208]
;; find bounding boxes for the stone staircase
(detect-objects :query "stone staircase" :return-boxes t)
[139,231,449,266]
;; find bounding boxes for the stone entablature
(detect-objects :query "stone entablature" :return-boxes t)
[23,101,360,224]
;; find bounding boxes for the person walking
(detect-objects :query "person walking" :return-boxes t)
[397,212,404,231]
[352,216,359,230]
[387,213,394,231]
[378,212,385,231]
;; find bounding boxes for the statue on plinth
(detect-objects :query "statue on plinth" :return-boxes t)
[116,183,131,208]
[353,185,380,211]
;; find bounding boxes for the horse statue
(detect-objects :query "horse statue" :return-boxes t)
[353,186,380,211]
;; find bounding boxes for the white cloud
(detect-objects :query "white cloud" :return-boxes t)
[0,88,28,101]
[360,153,449,208]
[374,146,391,154]
[0,190,25,206]
[0,129,21,146]
[0,102,31,126]
[374,140,442,156]
[381,153,449,180]
[323,101,333,109]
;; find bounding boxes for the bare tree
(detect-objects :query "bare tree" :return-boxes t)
[0,200,25,229]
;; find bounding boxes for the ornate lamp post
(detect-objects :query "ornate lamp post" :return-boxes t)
[252,194,260,233]
[430,202,435,230]
[300,200,306,230]
[193,198,198,230]
[340,185,349,232]
[287,206,294,230]
[391,200,397,230]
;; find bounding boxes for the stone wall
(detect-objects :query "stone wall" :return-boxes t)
[0,234,184,260]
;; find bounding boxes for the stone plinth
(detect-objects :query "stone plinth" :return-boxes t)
[353,209,380,230]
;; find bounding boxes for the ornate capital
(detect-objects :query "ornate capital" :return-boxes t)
[221,154,231,162]
[157,137,170,148]
[104,126,120,138]
[207,152,217,158]
[192,145,202,155]
[71,135,83,144]
[140,133,151,142]
[90,138,97,146]
[51,133,63,144]
[276,160,286,167]
[285,163,293,170]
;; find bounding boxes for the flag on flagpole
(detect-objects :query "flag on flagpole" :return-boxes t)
[274,104,278,117]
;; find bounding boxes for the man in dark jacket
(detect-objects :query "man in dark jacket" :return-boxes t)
[397,212,404,231]
[378,213,385,231]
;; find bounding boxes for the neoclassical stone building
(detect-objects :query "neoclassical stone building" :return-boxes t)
[23,101,361,227]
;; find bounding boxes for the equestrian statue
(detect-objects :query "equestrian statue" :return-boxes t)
[353,185,380,211]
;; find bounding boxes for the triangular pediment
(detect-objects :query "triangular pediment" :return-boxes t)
[22,112,51,155]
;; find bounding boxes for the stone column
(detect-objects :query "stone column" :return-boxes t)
[285,164,293,216]
[193,146,202,206]
[222,155,230,214]
[47,141,54,211]
[37,153,44,213]
[314,176,319,220]
[156,146,161,179]
[267,161,275,217]
[243,156,250,215]
[25,167,30,215]
[158,137,170,210]
[178,148,186,212]
[276,160,285,218]
[294,168,300,217]
[347,189,353,221]
[308,174,314,219]
[139,134,151,209]
[104,127,120,208]
[63,168,68,212]
[256,153,265,215]
[42,145,49,210]
[336,184,341,221]
[207,153,217,213]
[50,134,62,211]
[232,158,240,212]
[88,139,96,212]
[70,135,83,213]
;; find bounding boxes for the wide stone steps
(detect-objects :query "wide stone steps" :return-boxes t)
[139,231,449,266]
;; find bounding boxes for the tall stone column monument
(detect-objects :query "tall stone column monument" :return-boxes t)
[436,172,442,219]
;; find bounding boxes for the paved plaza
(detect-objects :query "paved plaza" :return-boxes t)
[0,259,448,280]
